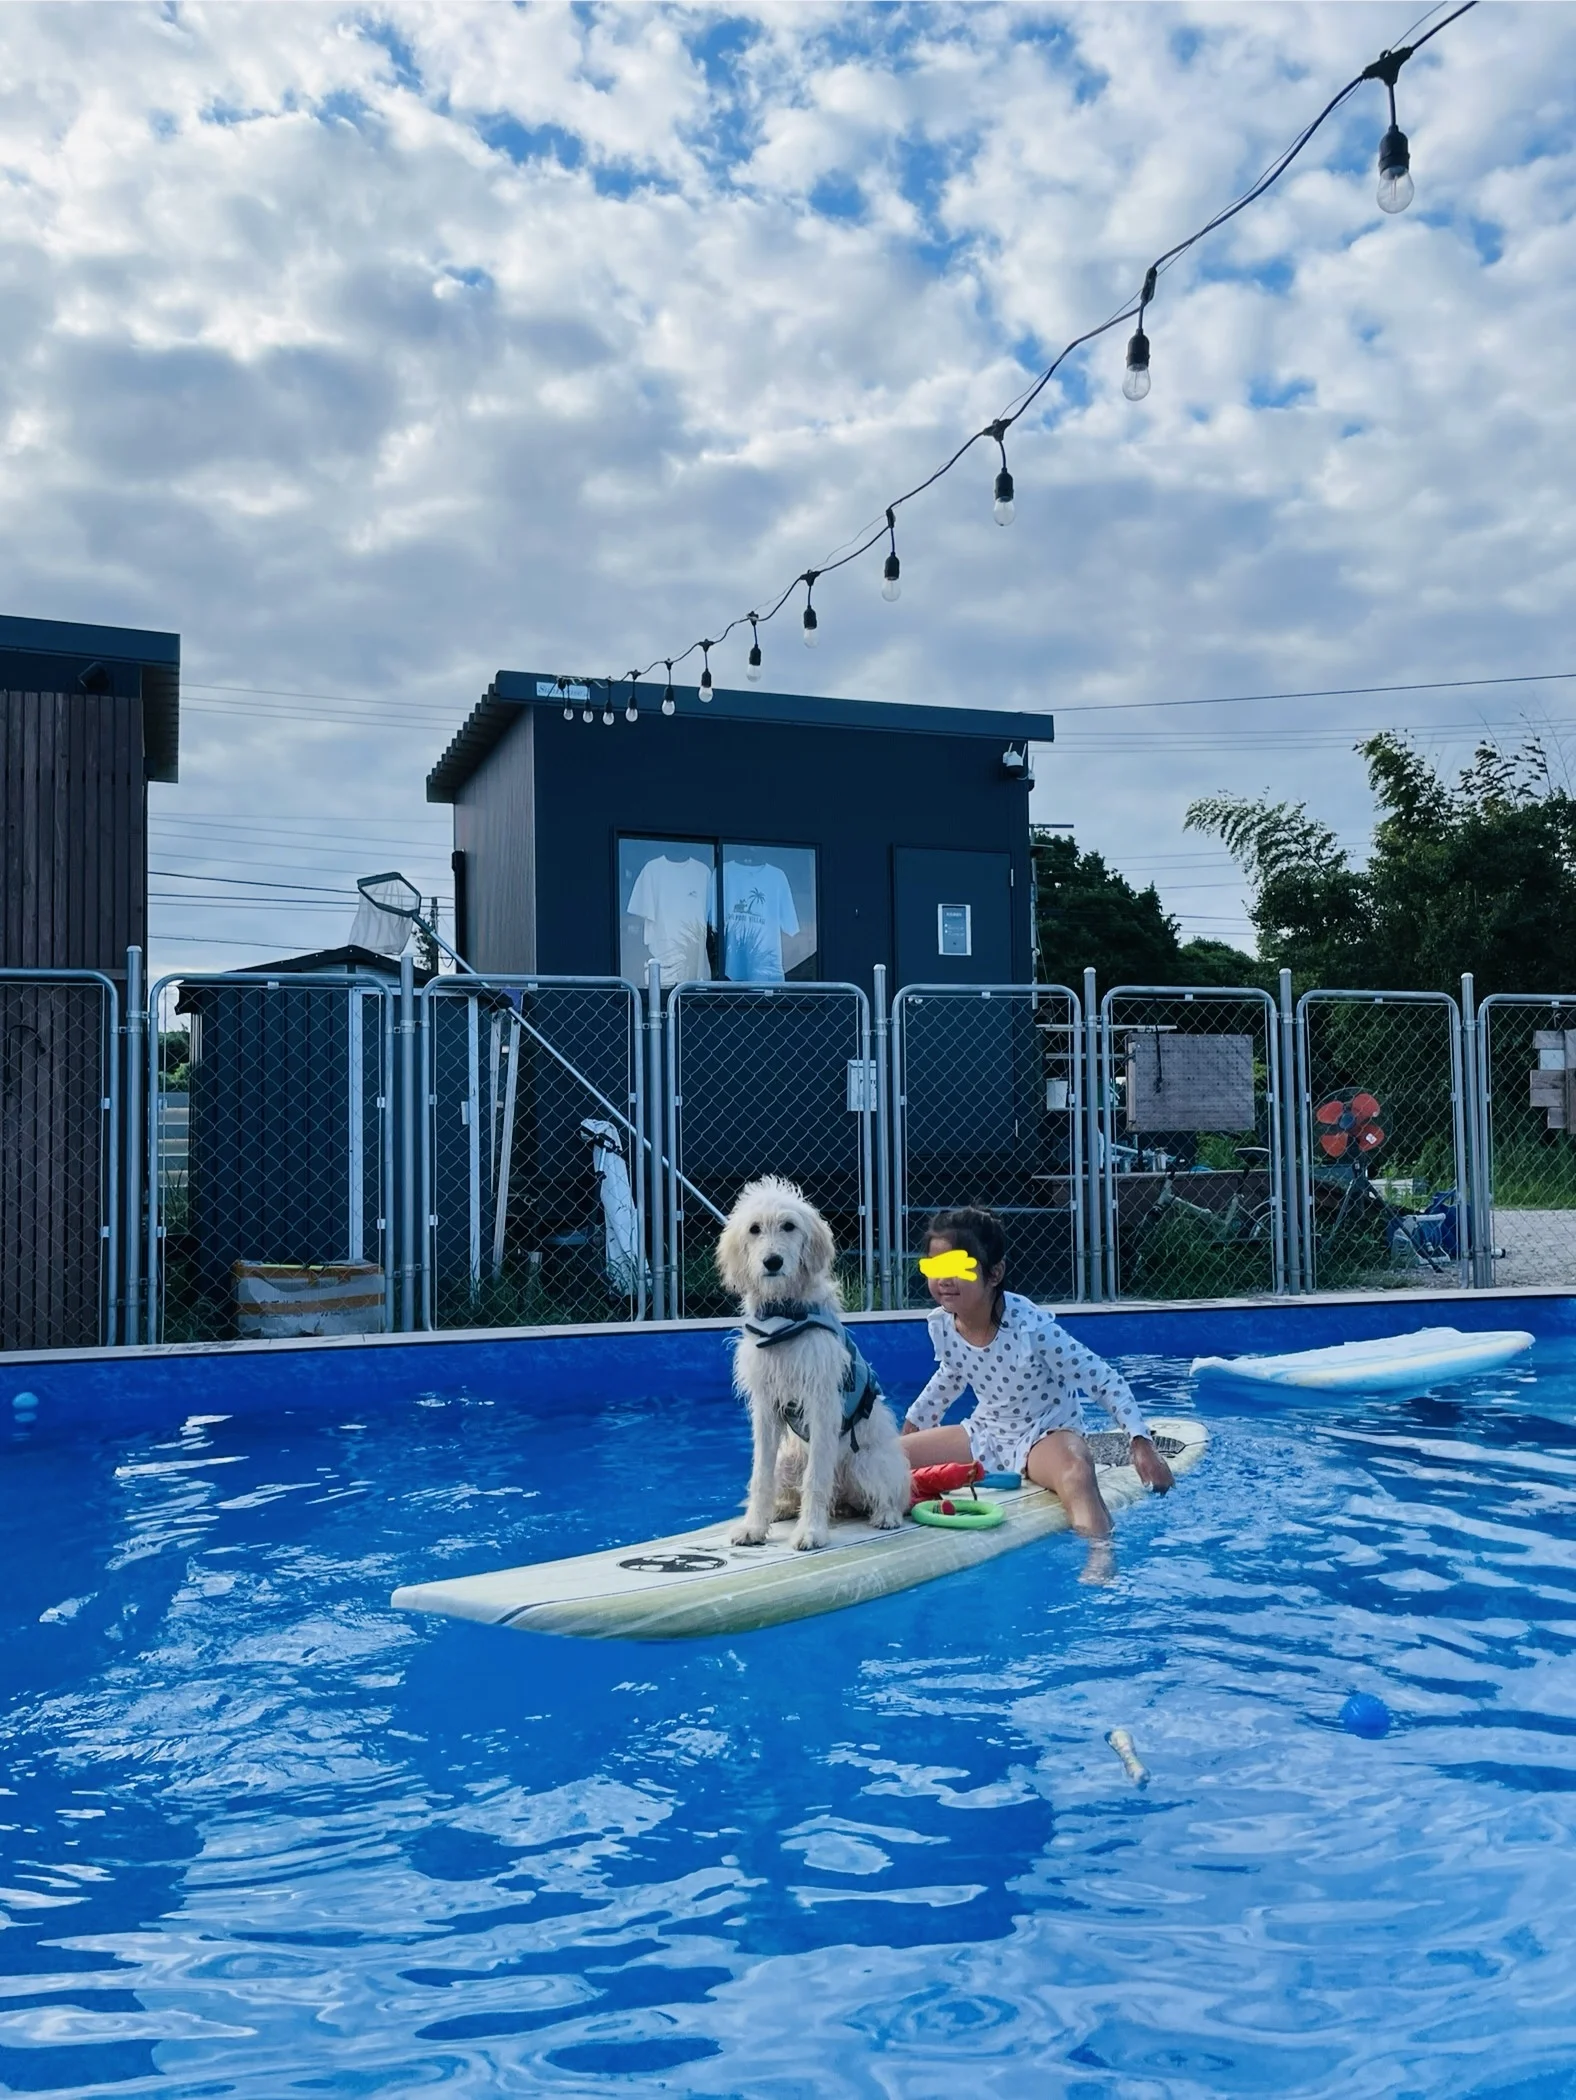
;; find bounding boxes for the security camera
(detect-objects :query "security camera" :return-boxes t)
[1000,744,1034,786]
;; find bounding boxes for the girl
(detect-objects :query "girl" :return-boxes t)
[900,1206,1173,1578]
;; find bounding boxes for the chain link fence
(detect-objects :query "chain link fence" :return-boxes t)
[1296,990,1467,1292]
[1,970,120,1350]
[1475,994,1576,1290]
[148,973,393,1343]
[667,983,873,1318]
[26,955,1576,1354]
[1098,987,1285,1301]
[891,984,1083,1310]
[422,977,644,1329]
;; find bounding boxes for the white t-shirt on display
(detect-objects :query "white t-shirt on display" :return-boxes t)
[723,860,799,983]
[627,856,715,987]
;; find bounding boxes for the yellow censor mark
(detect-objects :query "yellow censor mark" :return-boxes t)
[918,1248,979,1282]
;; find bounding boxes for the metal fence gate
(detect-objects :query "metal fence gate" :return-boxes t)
[422,976,645,1329]
[1099,985,1285,1301]
[0,968,120,1349]
[891,983,1084,1310]
[1296,989,1467,1292]
[148,972,394,1343]
[1475,993,1576,1291]
[667,982,874,1318]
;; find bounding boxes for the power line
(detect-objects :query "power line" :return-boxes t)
[149,868,355,896]
[1054,669,1576,721]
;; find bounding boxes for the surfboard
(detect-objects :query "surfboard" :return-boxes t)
[391,1418,1207,1642]
[1190,1326,1533,1394]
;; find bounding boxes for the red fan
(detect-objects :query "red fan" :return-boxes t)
[1314,1089,1386,1160]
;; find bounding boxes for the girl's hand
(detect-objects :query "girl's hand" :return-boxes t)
[1130,1435,1174,1493]
[900,1419,919,1436]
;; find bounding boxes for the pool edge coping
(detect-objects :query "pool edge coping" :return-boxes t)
[4,1282,1569,1370]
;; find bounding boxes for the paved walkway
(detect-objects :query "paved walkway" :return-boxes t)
[1490,1207,1576,1289]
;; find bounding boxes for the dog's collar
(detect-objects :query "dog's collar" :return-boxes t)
[749,1296,823,1326]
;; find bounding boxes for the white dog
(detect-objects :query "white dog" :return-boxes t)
[716,1176,911,1552]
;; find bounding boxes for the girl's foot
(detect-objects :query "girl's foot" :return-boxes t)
[1079,1538,1117,1586]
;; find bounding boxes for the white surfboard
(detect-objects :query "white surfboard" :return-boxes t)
[391,1418,1207,1642]
[1190,1326,1533,1394]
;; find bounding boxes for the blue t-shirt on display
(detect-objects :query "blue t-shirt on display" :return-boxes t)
[723,860,799,982]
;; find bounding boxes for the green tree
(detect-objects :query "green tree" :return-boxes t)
[1187,733,1576,995]
[1032,829,1262,988]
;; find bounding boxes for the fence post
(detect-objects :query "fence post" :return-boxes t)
[1278,968,1301,1295]
[398,952,417,1332]
[873,964,892,1309]
[1461,971,1490,1287]
[646,960,666,1320]
[122,946,147,1344]
[1082,967,1103,1301]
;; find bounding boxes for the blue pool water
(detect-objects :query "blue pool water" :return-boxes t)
[3,1322,1576,2096]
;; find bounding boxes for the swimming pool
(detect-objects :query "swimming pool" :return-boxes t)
[4,1300,1576,2095]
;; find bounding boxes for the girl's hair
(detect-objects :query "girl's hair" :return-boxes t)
[923,1206,1007,1322]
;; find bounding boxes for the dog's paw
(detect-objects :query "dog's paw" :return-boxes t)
[790,1526,826,1553]
[873,1511,905,1530]
[730,1525,767,1547]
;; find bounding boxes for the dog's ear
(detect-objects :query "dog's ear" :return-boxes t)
[714,1211,747,1296]
[803,1203,836,1282]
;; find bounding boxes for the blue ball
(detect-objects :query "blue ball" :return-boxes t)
[11,1392,38,1414]
[1339,1692,1392,1739]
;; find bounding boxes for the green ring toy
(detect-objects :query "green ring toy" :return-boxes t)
[911,1496,1004,1531]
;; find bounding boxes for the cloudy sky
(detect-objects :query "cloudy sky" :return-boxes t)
[4,0,1573,976]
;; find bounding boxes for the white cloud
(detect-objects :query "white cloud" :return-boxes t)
[0,1,1570,961]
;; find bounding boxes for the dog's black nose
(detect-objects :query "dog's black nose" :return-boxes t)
[762,1253,784,1274]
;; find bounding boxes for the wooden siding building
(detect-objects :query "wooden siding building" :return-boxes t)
[1,614,180,1349]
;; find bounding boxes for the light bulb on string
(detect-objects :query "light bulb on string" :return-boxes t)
[881,509,901,600]
[1366,50,1415,214]
[1123,325,1152,401]
[625,674,640,724]
[601,680,615,726]
[661,663,676,716]
[986,423,1014,525]
[582,699,594,723]
[1124,264,1156,401]
[746,615,763,681]
[699,642,714,701]
[801,570,819,648]
[1377,123,1413,212]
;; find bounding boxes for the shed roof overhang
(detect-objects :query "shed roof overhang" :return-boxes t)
[0,613,180,783]
[427,669,1054,803]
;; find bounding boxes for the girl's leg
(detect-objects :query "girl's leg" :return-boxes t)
[898,1425,975,1468]
[1024,1429,1112,1540]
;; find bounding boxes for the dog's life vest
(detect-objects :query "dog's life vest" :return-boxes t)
[741,1301,882,1452]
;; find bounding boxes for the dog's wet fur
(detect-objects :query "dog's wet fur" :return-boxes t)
[717,1176,911,1551]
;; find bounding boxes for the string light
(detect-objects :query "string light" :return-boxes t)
[1366,48,1416,212]
[535,6,1475,729]
[625,672,640,723]
[1124,265,1156,401]
[988,422,1015,525]
[601,679,616,726]
[699,641,714,700]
